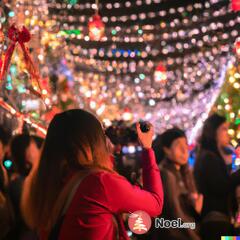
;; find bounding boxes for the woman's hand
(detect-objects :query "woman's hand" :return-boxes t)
[136,122,154,149]
[190,193,203,214]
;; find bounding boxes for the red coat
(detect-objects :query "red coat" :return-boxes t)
[45,149,163,240]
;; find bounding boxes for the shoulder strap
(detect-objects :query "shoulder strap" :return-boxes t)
[48,171,93,240]
[49,170,121,240]
[112,214,120,240]
[61,171,92,216]
[61,174,86,216]
[63,171,121,240]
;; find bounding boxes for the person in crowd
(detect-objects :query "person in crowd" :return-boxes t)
[10,135,44,179]
[194,114,232,217]
[194,113,235,238]
[153,134,163,164]
[230,153,240,232]
[153,127,202,240]
[8,134,44,239]
[0,125,15,240]
[0,126,11,189]
[21,109,163,240]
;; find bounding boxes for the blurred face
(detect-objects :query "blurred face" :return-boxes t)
[25,140,41,166]
[216,122,230,148]
[164,137,189,166]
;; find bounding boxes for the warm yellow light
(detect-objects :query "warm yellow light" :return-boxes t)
[231,139,238,147]
[122,112,133,121]
[237,132,240,139]
[233,82,240,89]
[228,129,235,135]
[234,72,240,78]
[229,76,235,83]
[225,104,231,111]
[116,90,122,97]
[224,98,229,104]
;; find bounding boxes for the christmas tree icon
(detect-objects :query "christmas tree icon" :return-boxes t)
[133,214,148,233]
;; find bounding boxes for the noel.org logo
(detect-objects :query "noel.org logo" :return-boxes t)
[128,211,196,235]
[128,210,152,235]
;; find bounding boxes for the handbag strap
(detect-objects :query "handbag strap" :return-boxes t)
[49,170,121,240]
[112,214,120,240]
[61,172,88,216]
[48,171,92,240]
[62,170,120,239]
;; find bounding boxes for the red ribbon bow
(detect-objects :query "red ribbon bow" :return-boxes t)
[0,25,42,96]
[8,25,31,43]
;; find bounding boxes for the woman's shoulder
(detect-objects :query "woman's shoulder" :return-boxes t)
[159,160,177,175]
[197,149,219,162]
[76,170,129,198]
[85,170,125,184]
[159,164,177,184]
[195,149,223,174]
[72,170,121,196]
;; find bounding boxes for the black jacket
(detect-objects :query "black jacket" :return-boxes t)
[194,149,231,217]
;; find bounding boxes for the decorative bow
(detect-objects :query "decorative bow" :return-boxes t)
[0,25,42,96]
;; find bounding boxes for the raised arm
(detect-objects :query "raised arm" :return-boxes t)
[100,122,164,217]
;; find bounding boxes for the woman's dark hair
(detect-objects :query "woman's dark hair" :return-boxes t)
[0,126,11,192]
[199,113,226,152]
[32,136,44,149]
[21,109,112,232]
[11,135,44,176]
[0,125,11,146]
[153,127,186,163]
[11,134,31,176]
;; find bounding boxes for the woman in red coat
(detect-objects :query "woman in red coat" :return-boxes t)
[21,109,163,240]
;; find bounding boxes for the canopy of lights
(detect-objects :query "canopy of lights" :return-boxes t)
[0,0,239,143]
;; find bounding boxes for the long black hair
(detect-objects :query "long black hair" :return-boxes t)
[0,125,11,147]
[198,113,226,153]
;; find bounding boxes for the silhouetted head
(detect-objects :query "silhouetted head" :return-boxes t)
[199,113,229,152]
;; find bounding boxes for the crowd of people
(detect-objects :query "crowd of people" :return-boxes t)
[0,109,240,240]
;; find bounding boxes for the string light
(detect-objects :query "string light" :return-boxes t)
[214,59,240,143]
[0,98,47,135]
[0,0,239,141]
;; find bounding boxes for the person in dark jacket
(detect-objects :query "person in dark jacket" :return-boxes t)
[153,127,202,240]
[194,114,232,217]
[194,113,235,238]
[8,134,44,240]
[0,126,15,240]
